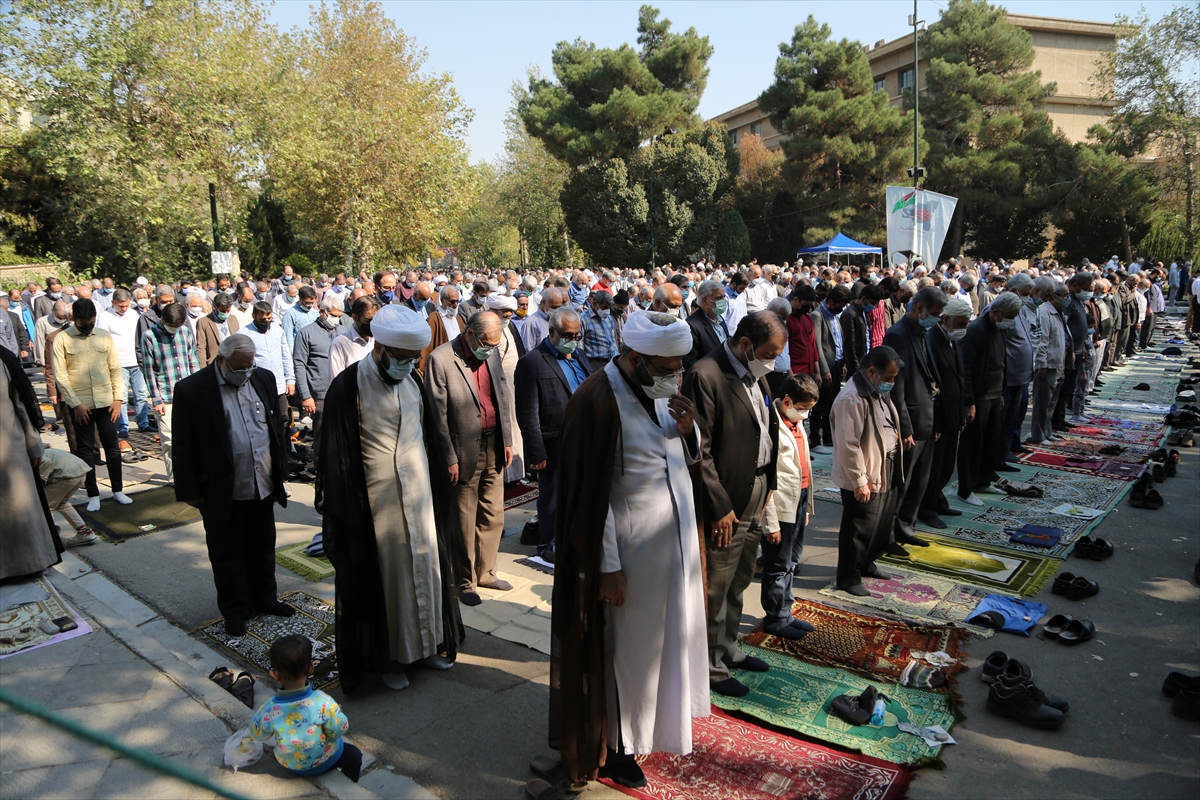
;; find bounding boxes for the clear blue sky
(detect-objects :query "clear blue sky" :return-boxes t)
[268,0,1176,162]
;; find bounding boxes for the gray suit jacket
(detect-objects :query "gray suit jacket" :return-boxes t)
[426,335,514,483]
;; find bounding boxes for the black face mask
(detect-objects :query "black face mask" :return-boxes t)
[356,319,372,339]
[76,322,95,336]
[255,320,271,333]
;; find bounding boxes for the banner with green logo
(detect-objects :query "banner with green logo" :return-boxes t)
[885,186,957,268]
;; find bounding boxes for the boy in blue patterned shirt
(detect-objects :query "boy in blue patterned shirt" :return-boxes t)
[251,635,362,782]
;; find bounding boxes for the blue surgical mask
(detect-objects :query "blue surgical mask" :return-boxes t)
[1077,291,1094,301]
[877,381,894,394]
[919,313,938,330]
[862,303,877,312]
[381,290,395,303]
[385,356,415,381]
[412,299,426,312]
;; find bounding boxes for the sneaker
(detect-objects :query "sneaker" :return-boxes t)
[66,530,98,547]
[811,445,834,455]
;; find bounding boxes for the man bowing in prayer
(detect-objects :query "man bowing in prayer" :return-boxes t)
[539,311,708,793]
[316,304,466,693]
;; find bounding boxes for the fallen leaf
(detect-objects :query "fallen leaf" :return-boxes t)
[1091,654,1104,661]
[1130,672,1139,677]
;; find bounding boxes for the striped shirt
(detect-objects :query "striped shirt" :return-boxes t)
[581,310,618,360]
[140,323,199,406]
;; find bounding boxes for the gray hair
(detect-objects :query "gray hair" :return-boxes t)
[217,333,257,361]
[155,284,175,300]
[899,279,918,295]
[696,279,724,300]
[914,285,947,313]
[1006,272,1034,293]
[991,291,1023,316]
[940,279,958,294]
[766,297,791,318]
[1033,277,1057,298]
[112,288,132,304]
[439,284,460,302]
[318,294,339,312]
[549,306,580,331]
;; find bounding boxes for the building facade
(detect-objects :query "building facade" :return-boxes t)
[715,13,1116,149]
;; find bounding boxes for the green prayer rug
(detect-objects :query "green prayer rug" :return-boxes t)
[712,644,957,766]
[76,485,201,543]
[275,541,335,582]
[878,532,1062,597]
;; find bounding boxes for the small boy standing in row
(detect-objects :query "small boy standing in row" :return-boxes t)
[252,634,362,782]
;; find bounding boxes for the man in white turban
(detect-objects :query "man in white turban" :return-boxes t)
[486,293,527,482]
[535,311,708,793]
[316,304,466,693]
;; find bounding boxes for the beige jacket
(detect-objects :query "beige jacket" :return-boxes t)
[830,371,903,493]
[51,326,125,410]
[763,403,815,531]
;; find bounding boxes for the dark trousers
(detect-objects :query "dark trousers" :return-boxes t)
[998,382,1029,462]
[810,364,842,447]
[920,428,959,519]
[276,393,291,450]
[201,497,278,621]
[303,742,362,783]
[73,409,122,497]
[535,440,559,558]
[760,488,808,628]
[958,396,1003,498]
[836,457,899,588]
[1052,366,1077,426]
[1115,328,1131,362]
[1139,317,1153,349]
[894,437,933,536]
[310,398,325,464]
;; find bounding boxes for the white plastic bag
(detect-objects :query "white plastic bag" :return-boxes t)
[223,727,264,772]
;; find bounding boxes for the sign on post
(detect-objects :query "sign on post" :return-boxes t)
[885,187,957,267]
[211,251,239,274]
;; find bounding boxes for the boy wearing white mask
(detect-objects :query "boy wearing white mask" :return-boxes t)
[760,374,819,638]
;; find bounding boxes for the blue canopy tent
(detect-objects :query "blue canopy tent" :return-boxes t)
[796,232,882,265]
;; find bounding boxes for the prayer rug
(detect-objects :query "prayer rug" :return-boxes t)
[998,470,1127,510]
[275,541,335,582]
[194,591,338,690]
[711,644,957,765]
[76,485,201,543]
[503,481,539,509]
[744,600,970,690]
[818,569,994,636]
[1057,425,1163,446]
[1084,416,1166,431]
[0,576,92,659]
[1028,436,1156,463]
[604,708,913,800]
[877,532,1061,597]
[1017,449,1107,473]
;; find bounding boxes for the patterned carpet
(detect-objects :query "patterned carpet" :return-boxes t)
[877,533,1062,597]
[819,568,995,636]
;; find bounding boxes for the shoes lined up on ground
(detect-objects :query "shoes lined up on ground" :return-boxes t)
[1042,614,1094,644]
[1074,536,1114,560]
[1052,573,1099,600]
[1163,671,1200,721]
[986,672,1068,730]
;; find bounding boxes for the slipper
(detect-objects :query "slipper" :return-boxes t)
[208,666,235,691]
[529,755,566,785]
[1043,613,1073,638]
[1058,618,1095,644]
[1144,489,1164,510]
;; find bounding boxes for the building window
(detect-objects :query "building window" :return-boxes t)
[899,68,915,90]
[729,129,739,145]
[750,121,762,137]
[874,77,887,93]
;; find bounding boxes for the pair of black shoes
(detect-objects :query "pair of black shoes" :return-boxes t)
[982,652,1068,729]
[224,599,295,637]
[1052,572,1099,600]
[1073,536,1114,560]
[1163,672,1200,721]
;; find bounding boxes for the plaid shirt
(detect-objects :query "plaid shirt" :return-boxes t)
[140,323,199,406]
[581,309,618,360]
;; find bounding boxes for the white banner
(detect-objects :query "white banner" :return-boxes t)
[885,186,957,267]
[211,251,239,274]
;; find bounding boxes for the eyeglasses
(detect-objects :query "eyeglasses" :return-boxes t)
[444,299,460,307]
[554,331,582,341]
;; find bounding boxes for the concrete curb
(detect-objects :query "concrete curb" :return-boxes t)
[48,552,436,799]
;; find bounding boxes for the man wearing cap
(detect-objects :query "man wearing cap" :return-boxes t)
[486,293,527,483]
[541,311,707,792]
[684,311,786,699]
[317,305,465,693]
[426,312,514,605]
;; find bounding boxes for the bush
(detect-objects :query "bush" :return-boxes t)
[279,253,318,277]
[714,209,752,264]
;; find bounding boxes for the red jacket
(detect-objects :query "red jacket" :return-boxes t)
[786,312,819,375]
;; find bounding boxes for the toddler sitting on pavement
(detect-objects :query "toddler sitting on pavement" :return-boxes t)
[251,634,362,782]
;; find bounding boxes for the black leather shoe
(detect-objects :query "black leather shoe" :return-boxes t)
[224,615,247,637]
[884,542,910,557]
[598,749,647,789]
[1065,576,1100,600]
[895,530,929,547]
[1162,671,1200,697]
[987,675,1066,729]
[1052,572,1076,595]
[941,508,962,517]
[1172,689,1200,721]
[255,600,296,617]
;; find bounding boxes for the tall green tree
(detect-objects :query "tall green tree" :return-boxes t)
[519,5,733,265]
[919,0,1074,259]
[1099,4,1200,260]
[758,16,912,245]
[714,209,751,263]
[454,163,521,269]
[268,0,473,271]
[727,133,805,262]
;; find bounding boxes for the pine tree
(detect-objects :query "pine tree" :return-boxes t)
[714,209,751,264]
[757,16,911,246]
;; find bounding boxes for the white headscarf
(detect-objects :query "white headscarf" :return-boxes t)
[486,294,517,311]
[622,311,692,357]
[371,304,431,350]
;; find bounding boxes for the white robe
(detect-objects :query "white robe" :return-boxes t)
[498,324,524,483]
[600,360,709,756]
[357,363,443,664]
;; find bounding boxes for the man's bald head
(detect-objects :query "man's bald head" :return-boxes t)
[540,287,565,312]
[651,283,683,313]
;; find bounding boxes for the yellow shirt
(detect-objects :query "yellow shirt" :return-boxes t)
[52,326,125,410]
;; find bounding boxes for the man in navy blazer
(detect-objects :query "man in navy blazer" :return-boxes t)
[881,286,946,553]
[514,307,593,562]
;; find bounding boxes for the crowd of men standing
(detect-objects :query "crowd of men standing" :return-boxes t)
[2,252,1198,791]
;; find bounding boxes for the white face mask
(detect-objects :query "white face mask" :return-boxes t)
[136,298,151,309]
[948,328,967,342]
[782,405,809,423]
[747,357,774,380]
[644,374,679,399]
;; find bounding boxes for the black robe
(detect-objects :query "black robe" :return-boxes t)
[315,359,466,693]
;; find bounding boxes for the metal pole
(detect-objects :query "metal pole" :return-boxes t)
[913,0,920,189]
[208,182,222,251]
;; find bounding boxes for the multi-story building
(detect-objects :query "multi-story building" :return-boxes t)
[714,13,1116,149]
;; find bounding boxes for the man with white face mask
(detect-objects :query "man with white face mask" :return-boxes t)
[919,297,971,529]
[683,310,786,698]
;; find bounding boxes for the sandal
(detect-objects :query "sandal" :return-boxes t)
[1058,618,1095,644]
[1043,614,1073,638]
[1144,489,1165,510]
[208,666,235,691]
[229,671,255,708]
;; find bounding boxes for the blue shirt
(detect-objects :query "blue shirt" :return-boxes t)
[544,340,586,392]
[282,304,319,351]
[821,303,843,362]
[581,310,617,360]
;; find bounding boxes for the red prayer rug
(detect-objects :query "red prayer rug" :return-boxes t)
[602,709,912,800]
